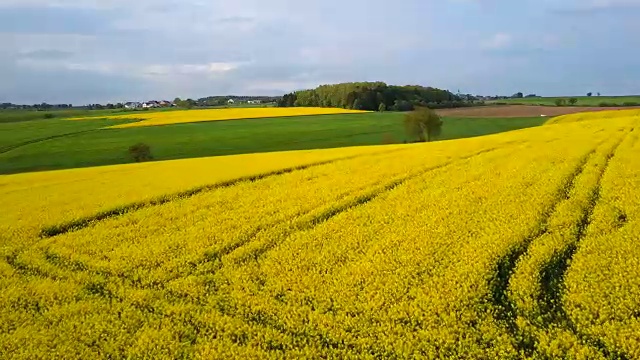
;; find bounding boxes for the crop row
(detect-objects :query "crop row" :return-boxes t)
[564,127,640,359]
[506,130,630,359]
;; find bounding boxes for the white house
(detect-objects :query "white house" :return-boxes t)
[142,101,160,108]
[124,102,142,109]
[228,99,235,104]
[247,100,262,104]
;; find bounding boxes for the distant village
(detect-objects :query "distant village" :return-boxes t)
[0,96,280,110]
[124,98,267,109]
[123,100,174,109]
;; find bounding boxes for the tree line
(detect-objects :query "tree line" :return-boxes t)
[1,103,73,110]
[277,82,474,111]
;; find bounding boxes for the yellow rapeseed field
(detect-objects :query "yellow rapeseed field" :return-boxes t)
[70,107,370,128]
[0,144,399,244]
[1,110,639,358]
[546,108,640,124]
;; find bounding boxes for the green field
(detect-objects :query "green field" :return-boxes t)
[0,104,277,124]
[0,109,141,123]
[0,113,544,174]
[0,118,137,153]
[488,95,640,106]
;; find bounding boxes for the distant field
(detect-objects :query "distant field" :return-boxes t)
[0,105,275,124]
[0,109,140,123]
[547,108,640,125]
[0,112,545,174]
[487,96,640,106]
[438,105,640,117]
[72,108,370,128]
[0,118,136,153]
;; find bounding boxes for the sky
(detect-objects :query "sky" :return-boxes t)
[0,0,639,104]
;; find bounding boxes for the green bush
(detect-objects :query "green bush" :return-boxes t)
[43,113,55,119]
[404,107,443,142]
[128,143,153,162]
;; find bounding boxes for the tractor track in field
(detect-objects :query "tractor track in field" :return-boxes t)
[32,145,506,292]
[8,144,514,356]
[37,148,407,239]
[489,145,598,356]
[202,145,500,269]
[537,131,630,360]
[489,130,632,358]
[195,146,518,357]
[229,146,504,265]
[38,142,513,240]
[0,129,102,156]
[198,146,515,356]
[546,131,632,360]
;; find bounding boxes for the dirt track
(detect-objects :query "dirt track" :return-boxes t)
[436,105,640,118]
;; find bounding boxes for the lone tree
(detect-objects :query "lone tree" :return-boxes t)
[587,92,593,97]
[568,98,578,105]
[129,143,153,162]
[404,107,443,143]
[554,98,567,106]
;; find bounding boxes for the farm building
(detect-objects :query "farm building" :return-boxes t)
[124,102,142,109]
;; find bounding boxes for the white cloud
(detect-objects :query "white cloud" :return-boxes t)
[0,0,180,9]
[15,57,243,78]
[552,0,640,12]
[0,33,95,54]
[481,33,514,50]
[586,0,640,9]
[0,0,121,8]
[142,62,242,77]
[539,34,563,49]
[15,58,117,74]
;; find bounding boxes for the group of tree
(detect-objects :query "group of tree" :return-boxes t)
[404,107,443,142]
[195,96,279,107]
[167,96,279,108]
[277,82,472,111]
[1,103,74,110]
[554,98,579,106]
[86,103,127,110]
[510,92,540,99]
[173,98,198,108]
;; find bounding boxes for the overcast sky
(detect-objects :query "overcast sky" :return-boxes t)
[1,0,639,104]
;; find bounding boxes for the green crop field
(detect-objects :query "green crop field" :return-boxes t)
[488,96,640,106]
[0,109,144,123]
[0,106,262,124]
[0,112,544,174]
